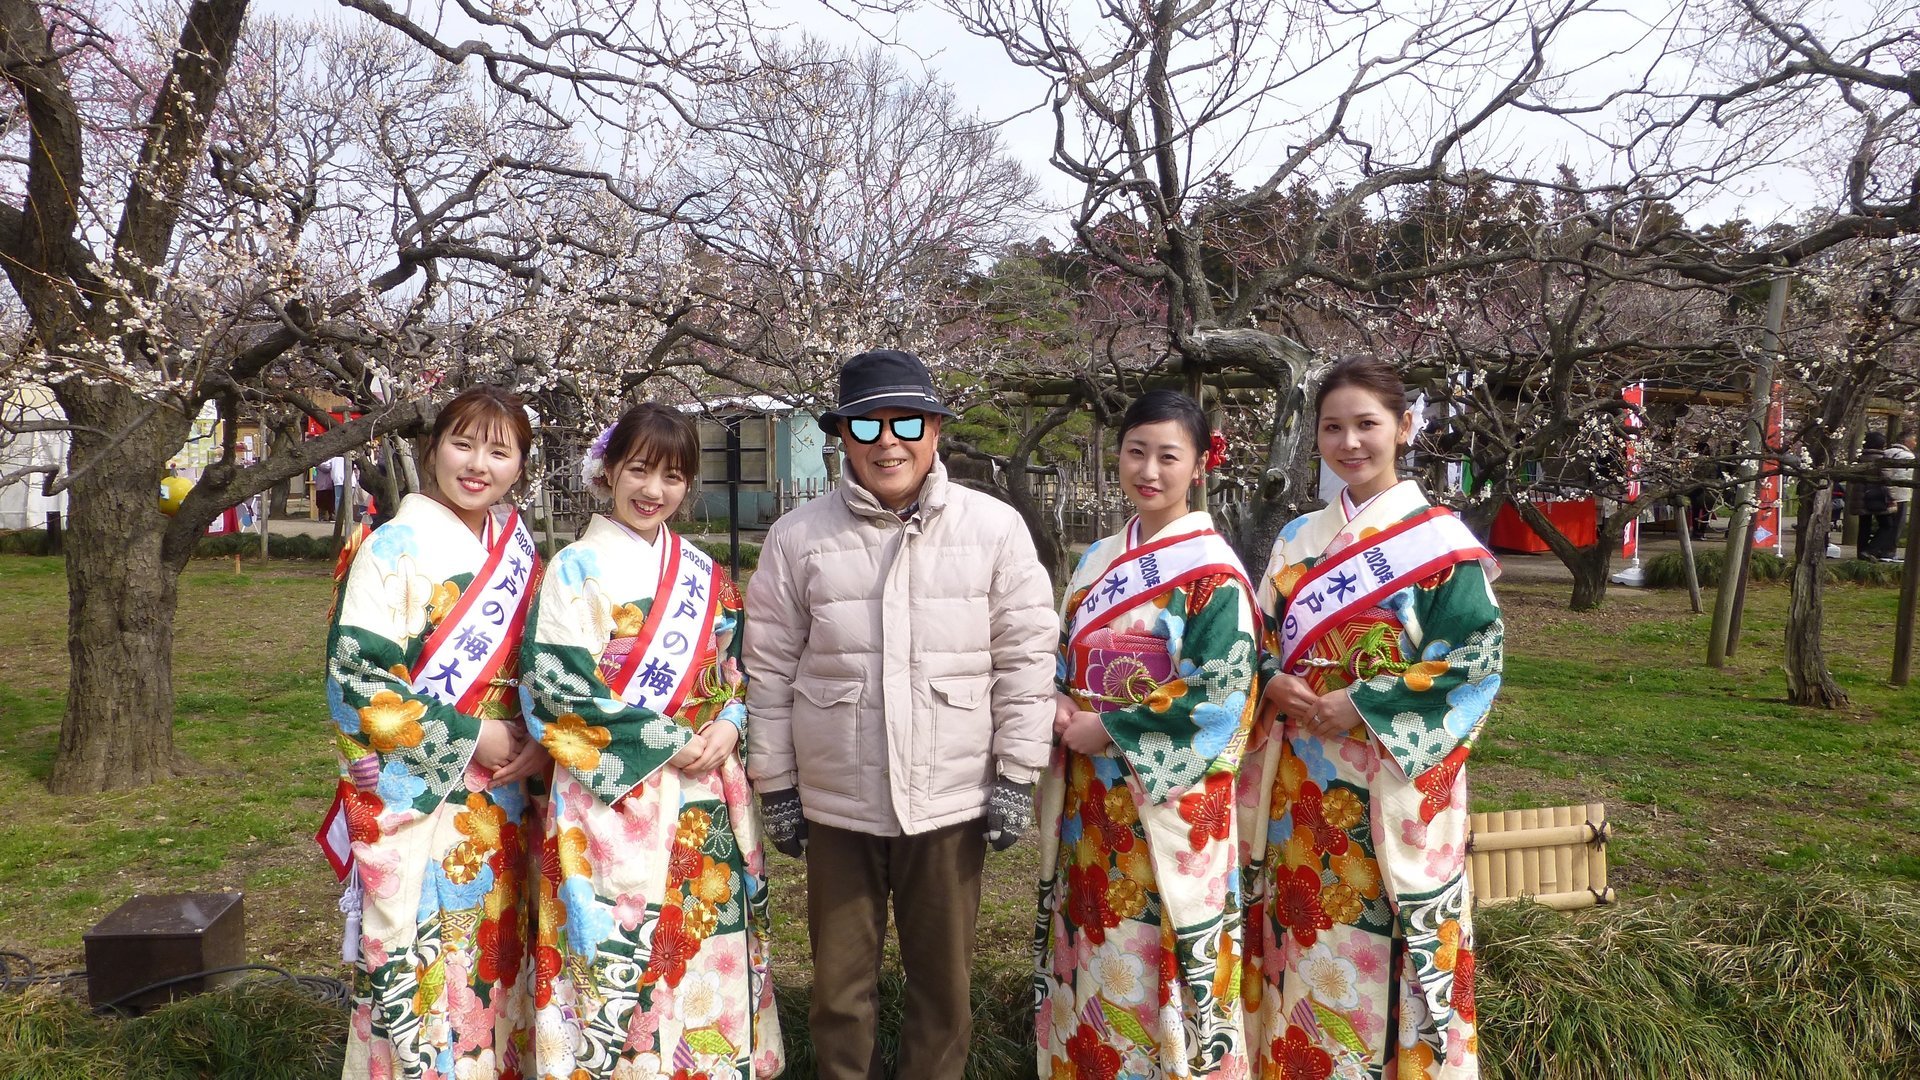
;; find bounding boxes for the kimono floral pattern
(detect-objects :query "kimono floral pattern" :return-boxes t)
[1035,514,1257,1080]
[326,494,538,1080]
[518,517,783,1080]
[1243,482,1502,1080]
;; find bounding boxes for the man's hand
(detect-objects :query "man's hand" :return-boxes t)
[760,788,808,858]
[983,777,1034,851]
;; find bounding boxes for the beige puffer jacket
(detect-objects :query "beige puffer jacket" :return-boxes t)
[744,460,1058,836]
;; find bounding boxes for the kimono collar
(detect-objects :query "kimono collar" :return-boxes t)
[1339,479,1425,528]
[394,492,497,556]
[1127,509,1218,548]
[585,514,669,583]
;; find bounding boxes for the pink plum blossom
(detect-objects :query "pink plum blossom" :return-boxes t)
[613,893,651,932]
[1423,842,1461,880]
[1399,818,1428,848]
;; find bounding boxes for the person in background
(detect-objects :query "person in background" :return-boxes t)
[745,348,1057,1080]
[315,456,338,521]
[1877,430,1913,562]
[1857,432,1895,562]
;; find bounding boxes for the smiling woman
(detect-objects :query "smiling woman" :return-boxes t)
[515,400,784,1080]
[321,384,547,1080]
[1035,389,1260,1079]
[1244,356,1506,1080]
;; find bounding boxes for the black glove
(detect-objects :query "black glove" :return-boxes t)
[760,788,808,858]
[983,777,1034,851]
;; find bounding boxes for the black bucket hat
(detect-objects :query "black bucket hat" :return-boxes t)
[817,349,957,437]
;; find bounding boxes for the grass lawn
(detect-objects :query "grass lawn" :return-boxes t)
[1,552,1917,1070]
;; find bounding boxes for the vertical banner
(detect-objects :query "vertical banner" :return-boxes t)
[1611,382,1648,586]
[1753,380,1784,553]
[1621,382,1644,560]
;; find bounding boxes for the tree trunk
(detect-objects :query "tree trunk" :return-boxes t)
[1786,476,1848,707]
[48,386,194,793]
[1194,327,1317,569]
[999,451,1072,586]
[267,416,299,517]
[1568,541,1613,612]
[1514,499,1624,611]
[1460,493,1502,543]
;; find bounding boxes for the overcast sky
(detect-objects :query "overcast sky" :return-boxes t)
[254,0,1861,237]
[769,0,1840,233]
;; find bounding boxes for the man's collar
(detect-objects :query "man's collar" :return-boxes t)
[838,458,949,521]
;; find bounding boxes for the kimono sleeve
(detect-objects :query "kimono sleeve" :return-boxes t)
[325,529,481,812]
[1101,574,1259,805]
[1346,559,1504,780]
[517,544,693,804]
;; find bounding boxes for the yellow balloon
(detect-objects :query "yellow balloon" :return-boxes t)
[159,475,193,516]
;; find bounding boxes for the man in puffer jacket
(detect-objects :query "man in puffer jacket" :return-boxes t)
[745,348,1057,1080]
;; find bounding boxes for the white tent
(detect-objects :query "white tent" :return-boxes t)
[1,386,69,530]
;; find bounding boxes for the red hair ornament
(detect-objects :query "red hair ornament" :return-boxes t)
[1204,430,1229,472]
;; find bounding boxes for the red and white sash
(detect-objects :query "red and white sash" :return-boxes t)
[318,508,540,884]
[1066,517,1256,675]
[1277,506,1493,674]
[407,509,540,714]
[605,532,721,718]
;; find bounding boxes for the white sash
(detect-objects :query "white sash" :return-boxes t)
[409,509,540,714]
[1277,507,1493,673]
[607,532,720,718]
[1067,518,1253,652]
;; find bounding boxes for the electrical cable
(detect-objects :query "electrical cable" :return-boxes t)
[2,950,348,1011]
[0,949,87,995]
[95,964,351,1014]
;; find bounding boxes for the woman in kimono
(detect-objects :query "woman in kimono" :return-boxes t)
[1034,390,1259,1079]
[1243,356,1503,1080]
[518,403,783,1080]
[326,385,547,1080]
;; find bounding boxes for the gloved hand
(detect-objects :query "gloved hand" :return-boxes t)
[983,776,1034,852]
[760,788,808,858]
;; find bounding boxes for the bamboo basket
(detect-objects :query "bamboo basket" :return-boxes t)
[1467,802,1615,910]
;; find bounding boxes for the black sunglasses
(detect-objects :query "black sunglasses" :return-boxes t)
[845,416,927,444]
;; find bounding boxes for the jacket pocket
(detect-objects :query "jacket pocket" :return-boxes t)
[929,674,994,797]
[792,677,862,798]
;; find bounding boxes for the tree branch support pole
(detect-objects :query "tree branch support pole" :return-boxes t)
[1895,476,1920,685]
[1673,496,1703,614]
[725,415,742,584]
[1725,511,1761,658]
[1710,273,1787,668]
[1091,415,1107,539]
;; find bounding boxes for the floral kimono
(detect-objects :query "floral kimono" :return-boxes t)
[518,516,783,1080]
[1241,481,1502,1080]
[326,493,543,1080]
[1035,511,1260,1080]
